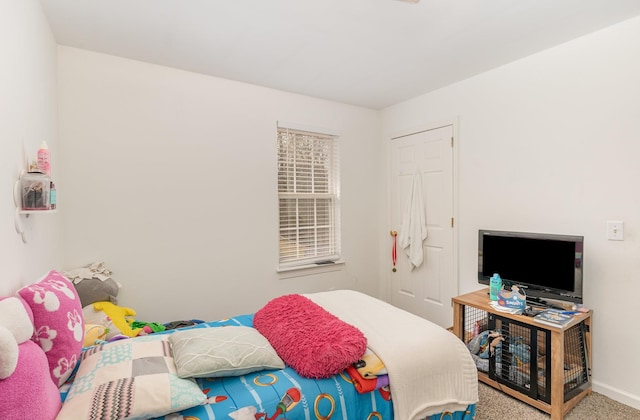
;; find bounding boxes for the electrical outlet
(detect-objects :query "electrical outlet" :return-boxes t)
[607,221,624,241]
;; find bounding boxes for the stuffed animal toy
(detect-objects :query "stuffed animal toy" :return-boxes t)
[63,261,120,307]
[0,297,33,379]
[0,297,62,419]
[83,323,108,347]
[73,278,120,307]
[83,301,142,339]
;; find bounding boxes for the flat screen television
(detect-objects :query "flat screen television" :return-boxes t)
[478,229,584,304]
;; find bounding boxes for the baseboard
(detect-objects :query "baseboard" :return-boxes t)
[593,380,640,410]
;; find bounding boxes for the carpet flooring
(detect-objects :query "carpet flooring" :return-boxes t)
[475,382,640,419]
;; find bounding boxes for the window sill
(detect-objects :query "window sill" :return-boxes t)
[277,260,345,279]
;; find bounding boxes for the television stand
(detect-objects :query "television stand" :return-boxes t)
[452,288,592,420]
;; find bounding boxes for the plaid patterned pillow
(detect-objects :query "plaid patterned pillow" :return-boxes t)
[56,334,206,419]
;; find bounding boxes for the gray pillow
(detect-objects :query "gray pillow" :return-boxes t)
[169,326,284,378]
[73,278,119,307]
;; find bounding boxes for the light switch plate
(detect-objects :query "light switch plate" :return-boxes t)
[607,221,624,241]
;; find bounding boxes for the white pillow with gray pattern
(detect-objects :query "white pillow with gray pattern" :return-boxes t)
[169,326,285,378]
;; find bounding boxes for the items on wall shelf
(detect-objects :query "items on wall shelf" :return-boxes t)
[13,141,58,243]
[37,141,51,176]
[13,170,57,244]
[19,171,51,211]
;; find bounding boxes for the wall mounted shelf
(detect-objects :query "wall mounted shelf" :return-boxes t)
[13,175,57,243]
[18,209,57,215]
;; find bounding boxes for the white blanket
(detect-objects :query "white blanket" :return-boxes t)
[305,290,478,420]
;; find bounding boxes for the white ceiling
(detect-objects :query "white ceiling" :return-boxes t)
[38,0,640,109]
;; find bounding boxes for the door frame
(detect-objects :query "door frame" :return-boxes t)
[383,118,460,305]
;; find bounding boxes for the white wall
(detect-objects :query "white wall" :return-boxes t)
[382,16,640,409]
[57,47,384,323]
[0,0,60,296]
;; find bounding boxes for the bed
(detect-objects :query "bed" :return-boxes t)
[1,271,477,420]
[57,290,477,419]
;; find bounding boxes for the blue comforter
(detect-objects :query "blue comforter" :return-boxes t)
[62,314,475,420]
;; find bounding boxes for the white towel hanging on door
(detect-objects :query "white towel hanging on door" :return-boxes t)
[398,167,428,269]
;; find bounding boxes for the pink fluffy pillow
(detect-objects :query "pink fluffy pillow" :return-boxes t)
[0,340,62,420]
[18,270,84,387]
[253,294,366,379]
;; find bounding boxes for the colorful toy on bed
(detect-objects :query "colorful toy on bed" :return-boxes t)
[82,301,142,339]
[82,323,108,346]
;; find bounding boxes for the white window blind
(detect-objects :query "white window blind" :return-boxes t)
[277,127,340,267]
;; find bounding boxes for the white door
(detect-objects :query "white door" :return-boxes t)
[389,124,456,328]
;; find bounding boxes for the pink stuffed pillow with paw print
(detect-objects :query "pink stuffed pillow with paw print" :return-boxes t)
[18,270,84,387]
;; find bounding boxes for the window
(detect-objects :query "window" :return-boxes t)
[277,126,340,268]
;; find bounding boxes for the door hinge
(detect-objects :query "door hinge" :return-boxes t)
[451,137,454,147]
[451,217,454,228]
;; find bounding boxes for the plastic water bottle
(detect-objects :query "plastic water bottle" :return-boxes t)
[37,141,51,176]
[489,273,502,301]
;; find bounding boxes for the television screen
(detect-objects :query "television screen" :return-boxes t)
[478,230,583,303]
